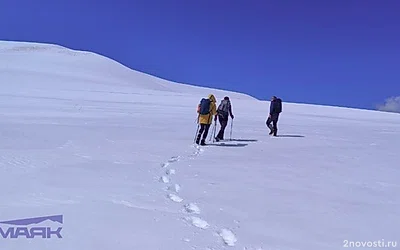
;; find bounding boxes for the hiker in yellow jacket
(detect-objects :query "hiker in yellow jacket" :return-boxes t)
[195,94,217,145]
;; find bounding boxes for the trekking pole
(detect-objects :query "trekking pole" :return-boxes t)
[229,118,233,141]
[211,121,217,142]
[193,115,200,143]
[194,124,200,143]
[209,122,214,142]
[209,120,216,142]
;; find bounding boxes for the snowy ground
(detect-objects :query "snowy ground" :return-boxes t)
[0,41,399,250]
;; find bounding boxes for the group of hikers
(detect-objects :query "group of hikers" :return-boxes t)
[195,94,282,146]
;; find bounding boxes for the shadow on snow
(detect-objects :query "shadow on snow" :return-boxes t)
[207,143,248,147]
[229,138,258,142]
[276,134,305,138]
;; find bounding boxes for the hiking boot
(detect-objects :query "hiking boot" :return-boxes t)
[200,139,206,146]
[195,137,200,145]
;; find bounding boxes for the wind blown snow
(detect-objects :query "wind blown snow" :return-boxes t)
[0,41,399,250]
[377,96,400,113]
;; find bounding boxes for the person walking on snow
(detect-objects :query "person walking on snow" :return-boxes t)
[196,94,217,145]
[266,96,282,136]
[215,96,234,141]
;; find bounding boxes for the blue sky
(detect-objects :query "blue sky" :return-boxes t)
[1,0,399,110]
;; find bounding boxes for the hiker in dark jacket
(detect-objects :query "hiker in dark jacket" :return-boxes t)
[215,96,234,141]
[266,96,282,136]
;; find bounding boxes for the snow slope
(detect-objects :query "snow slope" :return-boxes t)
[0,41,399,250]
[0,41,255,101]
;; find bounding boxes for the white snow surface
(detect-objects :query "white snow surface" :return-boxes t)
[0,41,399,250]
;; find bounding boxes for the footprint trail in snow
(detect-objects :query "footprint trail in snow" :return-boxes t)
[158,144,236,248]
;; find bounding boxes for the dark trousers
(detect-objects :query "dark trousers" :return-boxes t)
[266,113,279,136]
[196,123,211,143]
[216,118,228,139]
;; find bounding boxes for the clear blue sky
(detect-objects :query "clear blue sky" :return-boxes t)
[1,0,399,110]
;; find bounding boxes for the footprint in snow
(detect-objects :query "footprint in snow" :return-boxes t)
[161,156,180,168]
[166,169,176,175]
[219,229,237,246]
[191,146,204,157]
[160,176,170,183]
[184,203,201,214]
[168,156,180,163]
[168,193,183,203]
[168,184,181,193]
[185,216,209,229]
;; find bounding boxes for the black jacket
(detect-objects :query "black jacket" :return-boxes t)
[269,98,281,115]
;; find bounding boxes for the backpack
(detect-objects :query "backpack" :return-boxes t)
[275,98,282,113]
[217,99,230,114]
[198,98,211,115]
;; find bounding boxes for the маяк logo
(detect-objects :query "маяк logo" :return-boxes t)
[0,215,63,239]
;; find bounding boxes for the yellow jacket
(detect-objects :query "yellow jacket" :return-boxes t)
[197,94,217,125]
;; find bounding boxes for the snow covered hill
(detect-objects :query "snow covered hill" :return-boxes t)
[0,41,255,101]
[0,41,399,250]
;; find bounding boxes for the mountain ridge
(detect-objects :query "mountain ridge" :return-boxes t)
[0,40,256,101]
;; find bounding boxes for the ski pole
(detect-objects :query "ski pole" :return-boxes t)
[209,120,216,142]
[209,122,214,141]
[212,121,217,142]
[229,118,233,141]
[193,115,200,143]
[194,124,200,143]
